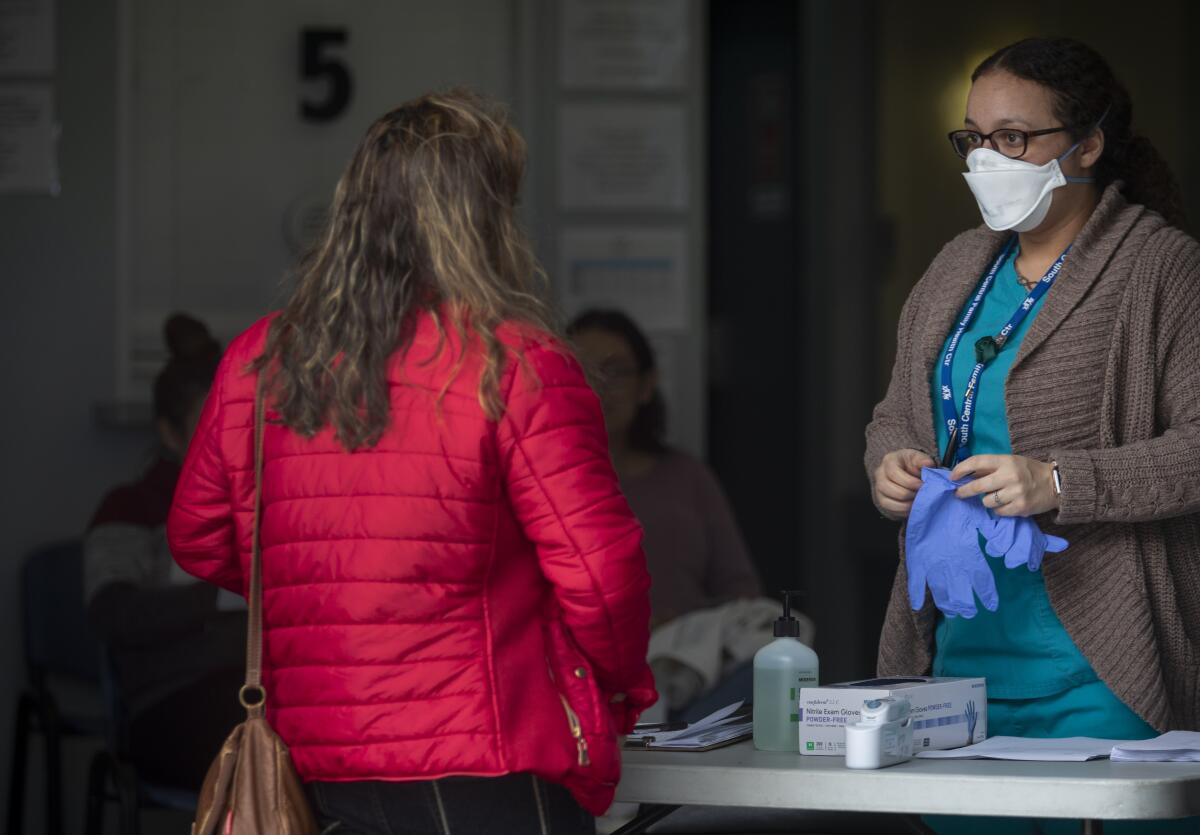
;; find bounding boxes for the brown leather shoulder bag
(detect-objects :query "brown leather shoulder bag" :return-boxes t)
[192,379,319,835]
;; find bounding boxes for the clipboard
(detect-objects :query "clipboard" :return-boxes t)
[624,727,752,752]
[624,702,752,752]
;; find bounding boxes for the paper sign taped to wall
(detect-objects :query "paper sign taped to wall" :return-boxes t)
[0,0,55,76]
[560,0,687,90]
[558,103,688,211]
[558,227,689,332]
[0,82,59,194]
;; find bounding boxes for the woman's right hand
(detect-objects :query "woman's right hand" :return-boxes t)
[874,449,935,518]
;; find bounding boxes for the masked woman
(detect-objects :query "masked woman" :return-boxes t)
[866,38,1200,833]
[867,33,1198,761]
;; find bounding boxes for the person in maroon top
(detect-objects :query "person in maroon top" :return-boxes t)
[569,310,762,627]
[84,314,244,789]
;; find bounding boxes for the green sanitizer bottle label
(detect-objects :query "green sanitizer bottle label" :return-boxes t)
[794,673,818,722]
[753,665,818,751]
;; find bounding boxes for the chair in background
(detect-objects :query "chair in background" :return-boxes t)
[84,649,197,835]
[6,540,105,835]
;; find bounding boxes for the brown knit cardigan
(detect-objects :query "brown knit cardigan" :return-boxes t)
[865,184,1200,731]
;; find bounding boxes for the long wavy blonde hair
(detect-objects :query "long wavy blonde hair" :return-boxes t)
[257,89,558,450]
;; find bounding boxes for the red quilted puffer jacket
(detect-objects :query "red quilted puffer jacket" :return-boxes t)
[167,313,657,814]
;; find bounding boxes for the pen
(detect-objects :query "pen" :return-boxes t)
[631,721,687,733]
[940,433,959,470]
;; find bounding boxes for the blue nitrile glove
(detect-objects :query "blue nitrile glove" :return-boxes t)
[978,514,1069,571]
[905,468,999,619]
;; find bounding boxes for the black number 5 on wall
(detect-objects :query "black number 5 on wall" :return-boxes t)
[300,28,353,122]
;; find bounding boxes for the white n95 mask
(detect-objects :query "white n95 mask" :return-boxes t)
[962,143,1093,233]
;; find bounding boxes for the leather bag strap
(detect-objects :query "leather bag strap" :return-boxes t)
[241,375,267,717]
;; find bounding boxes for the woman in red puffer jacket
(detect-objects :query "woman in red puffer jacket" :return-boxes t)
[167,89,656,834]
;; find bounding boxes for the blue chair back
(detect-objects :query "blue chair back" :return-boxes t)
[21,540,101,685]
[97,638,200,807]
[96,645,130,754]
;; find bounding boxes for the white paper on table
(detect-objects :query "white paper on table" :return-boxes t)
[915,736,1131,762]
[627,700,750,749]
[627,699,745,742]
[1111,732,1200,762]
[649,720,752,750]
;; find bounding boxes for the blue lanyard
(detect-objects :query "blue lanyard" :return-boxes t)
[939,236,1071,466]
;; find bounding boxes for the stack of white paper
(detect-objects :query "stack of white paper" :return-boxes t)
[915,736,1127,761]
[1111,732,1200,763]
[626,701,752,750]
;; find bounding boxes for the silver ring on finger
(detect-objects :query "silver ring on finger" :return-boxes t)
[990,491,1006,507]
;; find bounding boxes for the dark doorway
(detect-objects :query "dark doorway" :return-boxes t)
[706,0,803,601]
[707,1,894,683]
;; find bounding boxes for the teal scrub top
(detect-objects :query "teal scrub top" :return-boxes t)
[929,245,1099,701]
[924,245,1181,834]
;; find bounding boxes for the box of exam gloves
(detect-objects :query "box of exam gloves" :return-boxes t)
[799,676,986,756]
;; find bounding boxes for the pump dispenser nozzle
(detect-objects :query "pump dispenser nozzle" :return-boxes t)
[774,589,803,638]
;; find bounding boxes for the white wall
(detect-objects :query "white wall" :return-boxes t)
[118,0,521,400]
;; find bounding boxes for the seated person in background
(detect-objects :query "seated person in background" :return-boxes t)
[84,313,244,789]
[569,309,763,625]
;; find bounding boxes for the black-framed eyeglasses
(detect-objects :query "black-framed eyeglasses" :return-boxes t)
[948,126,1071,160]
[596,360,641,385]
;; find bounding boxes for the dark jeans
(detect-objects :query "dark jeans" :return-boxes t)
[308,773,596,835]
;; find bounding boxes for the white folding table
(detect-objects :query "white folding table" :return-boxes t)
[614,741,1200,834]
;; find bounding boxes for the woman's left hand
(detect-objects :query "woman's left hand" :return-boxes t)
[951,454,1060,517]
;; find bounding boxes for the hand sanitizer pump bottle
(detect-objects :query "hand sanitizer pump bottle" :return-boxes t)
[752,590,818,752]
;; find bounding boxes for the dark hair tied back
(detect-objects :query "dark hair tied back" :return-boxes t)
[973,37,1186,229]
[568,309,667,456]
[154,313,221,431]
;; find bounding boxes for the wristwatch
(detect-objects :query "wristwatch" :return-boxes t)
[1050,460,1062,496]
